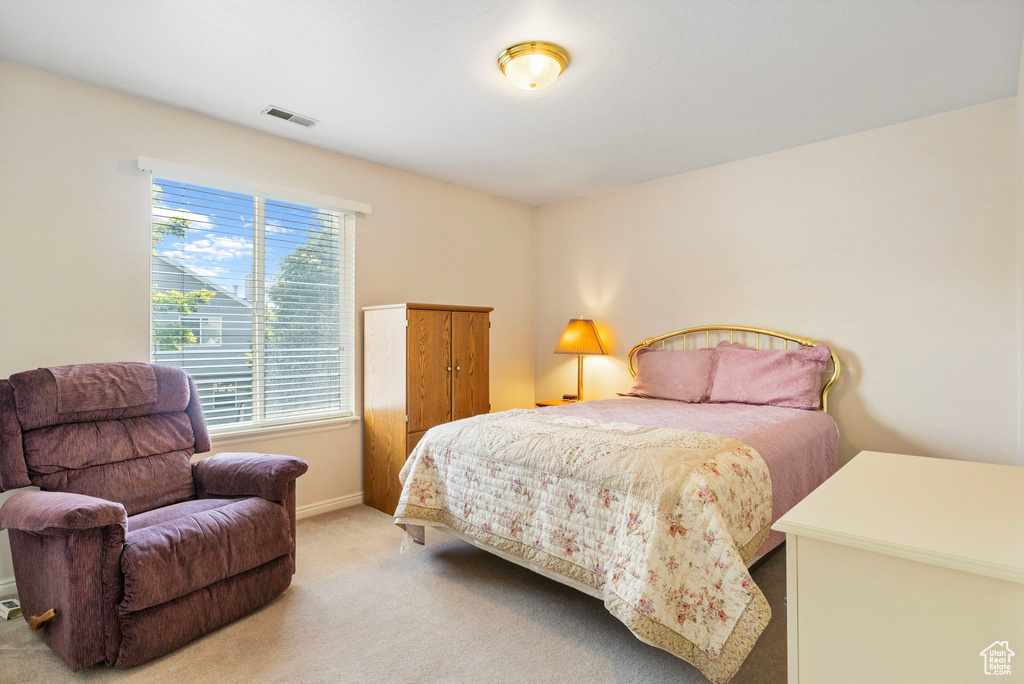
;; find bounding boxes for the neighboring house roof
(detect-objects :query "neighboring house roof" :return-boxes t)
[153,252,252,308]
[980,641,1015,656]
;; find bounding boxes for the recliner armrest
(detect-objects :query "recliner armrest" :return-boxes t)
[0,490,126,535]
[193,452,308,501]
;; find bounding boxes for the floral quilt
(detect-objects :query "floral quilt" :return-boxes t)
[395,409,773,684]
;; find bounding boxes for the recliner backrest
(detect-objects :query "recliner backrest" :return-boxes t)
[0,363,211,515]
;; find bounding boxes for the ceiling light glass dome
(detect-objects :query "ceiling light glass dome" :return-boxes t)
[498,42,569,91]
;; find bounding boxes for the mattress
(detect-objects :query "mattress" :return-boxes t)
[538,396,839,555]
[395,398,838,682]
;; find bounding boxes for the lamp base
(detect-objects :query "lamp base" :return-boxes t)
[576,354,585,402]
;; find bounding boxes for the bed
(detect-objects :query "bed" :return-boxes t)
[394,325,840,683]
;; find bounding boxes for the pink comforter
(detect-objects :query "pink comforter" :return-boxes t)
[538,396,838,555]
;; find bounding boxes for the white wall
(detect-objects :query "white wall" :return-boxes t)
[0,62,537,587]
[535,99,1019,468]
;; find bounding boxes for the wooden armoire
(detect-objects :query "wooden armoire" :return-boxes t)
[362,303,492,514]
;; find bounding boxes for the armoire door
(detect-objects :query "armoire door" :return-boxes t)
[407,309,451,432]
[452,311,489,420]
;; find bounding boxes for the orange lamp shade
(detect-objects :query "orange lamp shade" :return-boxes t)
[554,318,606,356]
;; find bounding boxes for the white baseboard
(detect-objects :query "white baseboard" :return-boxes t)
[0,492,365,598]
[296,492,364,520]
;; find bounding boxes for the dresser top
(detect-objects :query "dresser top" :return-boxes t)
[362,303,493,313]
[774,451,1024,583]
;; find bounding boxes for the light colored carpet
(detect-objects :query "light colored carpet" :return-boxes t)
[1,505,786,683]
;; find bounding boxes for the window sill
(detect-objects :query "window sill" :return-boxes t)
[207,415,361,449]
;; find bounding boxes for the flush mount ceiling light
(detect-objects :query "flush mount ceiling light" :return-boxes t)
[498,41,569,91]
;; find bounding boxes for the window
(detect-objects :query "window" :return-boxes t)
[150,176,355,430]
[183,315,223,346]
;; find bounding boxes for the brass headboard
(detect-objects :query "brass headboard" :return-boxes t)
[626,325,841,413]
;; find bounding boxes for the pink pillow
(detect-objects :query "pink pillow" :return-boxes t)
[709,342,831,410]
[620,348,715,403]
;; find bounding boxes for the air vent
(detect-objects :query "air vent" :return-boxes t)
[261,106,319,128]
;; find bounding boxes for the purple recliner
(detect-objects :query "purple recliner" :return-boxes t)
[0,362,308,670]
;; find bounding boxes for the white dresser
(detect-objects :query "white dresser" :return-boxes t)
[773,451,1024,683]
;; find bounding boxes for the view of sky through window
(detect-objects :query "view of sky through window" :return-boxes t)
[150,178,347,428]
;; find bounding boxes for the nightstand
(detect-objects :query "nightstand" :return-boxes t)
[535,399,576,407]
[773,451,1024,683]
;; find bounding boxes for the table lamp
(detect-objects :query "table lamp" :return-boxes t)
[554,317,607,401]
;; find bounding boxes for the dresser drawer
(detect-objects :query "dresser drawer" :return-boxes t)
[786,535,1024,682]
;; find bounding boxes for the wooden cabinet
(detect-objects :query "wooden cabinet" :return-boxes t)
[407,309,451,432]
[451,310,489,420]
[363,303,492,514]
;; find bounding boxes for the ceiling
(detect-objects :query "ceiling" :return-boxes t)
[1,1,1022,206]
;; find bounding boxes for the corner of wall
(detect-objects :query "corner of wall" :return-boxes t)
[1017,38,1024,467]
[530,204,541,405]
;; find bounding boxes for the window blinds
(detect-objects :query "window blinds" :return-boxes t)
[150,178,355,429]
